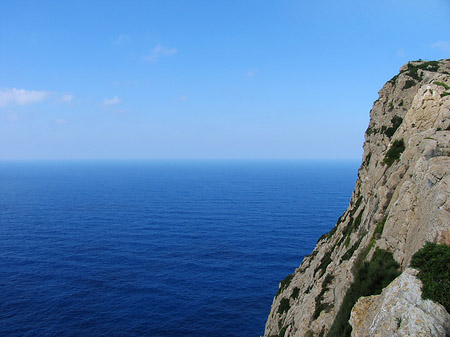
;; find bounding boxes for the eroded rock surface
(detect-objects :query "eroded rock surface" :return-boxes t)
[350,268,450,337]
[264,59,450,337]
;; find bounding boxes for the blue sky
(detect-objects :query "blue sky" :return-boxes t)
[1,0,449,160]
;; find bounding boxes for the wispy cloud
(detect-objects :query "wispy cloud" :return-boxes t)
[61,94,74,103]
[0,88,49,107]
[144,44,178,62]
[431,40,450,52]
[396,48,405,58]
[103,96,121,106]
[173,95,188,102]
[55,118,68,124]
[7,111,19,121]
[245,69,258,78]
[114,34,130,45]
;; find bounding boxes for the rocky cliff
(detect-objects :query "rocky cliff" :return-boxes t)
[264,59,450,337]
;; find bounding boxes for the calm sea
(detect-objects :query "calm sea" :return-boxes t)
[0,160,357,336]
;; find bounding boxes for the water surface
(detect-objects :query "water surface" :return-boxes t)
[0,160,358,336]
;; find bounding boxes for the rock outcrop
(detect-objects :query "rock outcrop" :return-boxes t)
[350,268,450,337]
[264,59,450,337]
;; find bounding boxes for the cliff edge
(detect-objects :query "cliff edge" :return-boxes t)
[264,59,450,337]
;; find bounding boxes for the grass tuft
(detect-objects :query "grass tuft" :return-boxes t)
[434,81,450,90]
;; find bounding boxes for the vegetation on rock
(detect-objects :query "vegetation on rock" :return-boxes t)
[383,139,405,166]
[403,79,416,90]
[313,274,335,319]
[276,273,294,296]
[434,81,450,90]
[277,298,290,314]
[384,116,403,138]
[291,287,300,300]
[410,242,450,313]
[314,249,333,278]
[327,249,400,337]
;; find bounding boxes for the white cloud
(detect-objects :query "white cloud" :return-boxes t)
[144,44,178,62]
[431,40,450,52]
[61,94,74,103]
[103,96,121,106]
[0,88,48,107]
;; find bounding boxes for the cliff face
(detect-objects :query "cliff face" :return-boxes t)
[264,60,450,337]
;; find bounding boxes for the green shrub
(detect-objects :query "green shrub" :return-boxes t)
[388,74,400,85]
[326,211,346,239]
[318,327,326,337]
[278,326,287,337]
[304,284,313,294]
[317,232,328,243]
[434,81,450,90]
[365,126,379,136]
[403,79,416,90]
[344,236,351,248]
[313,274,335,319]
[363,152,372,167]
[407,67,423,81]
[327,249,400,337]
[383,139,405,166]
[354,209,363,227]
[417,61,439,72]
[441,92,450,98]
[372,217,386,240]
[384,116,403,138]
[410,242,450,312]
[315,249,333,277]
[276,273,294,296]
[291,287,300,299]
[391,61,439,87]
[341,217,354,238]
[277,298,290,314]
[341,238,362,262]
[351,196,363,210]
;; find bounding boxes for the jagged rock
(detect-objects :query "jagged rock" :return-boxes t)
[350,268,450,337]
[264,59,450,337]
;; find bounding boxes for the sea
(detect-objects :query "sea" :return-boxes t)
[0,160,358,336]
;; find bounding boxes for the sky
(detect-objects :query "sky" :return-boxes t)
[1,0,449,160]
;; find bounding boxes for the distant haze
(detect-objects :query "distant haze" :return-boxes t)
[1,0,449,160]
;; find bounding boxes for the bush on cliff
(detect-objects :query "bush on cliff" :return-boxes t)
[327,249,400,337]
[410,242,450,313]
[384,116,403,138]
[383,139,405,166]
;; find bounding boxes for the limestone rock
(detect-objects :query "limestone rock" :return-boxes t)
[264,59,450,337]
[350,268,450,337]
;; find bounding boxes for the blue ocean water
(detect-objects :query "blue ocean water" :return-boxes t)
[0,160,357,336]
